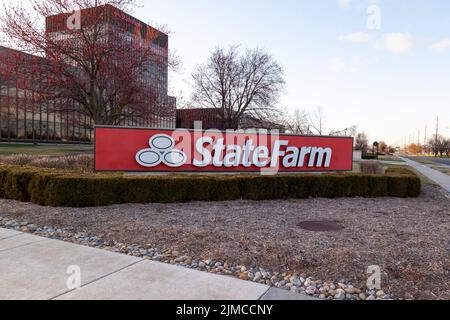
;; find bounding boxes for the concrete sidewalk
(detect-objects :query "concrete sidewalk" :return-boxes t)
[401,157,450,192]
[0,228,314,301]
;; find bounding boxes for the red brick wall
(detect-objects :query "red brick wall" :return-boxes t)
[176,108,224,130]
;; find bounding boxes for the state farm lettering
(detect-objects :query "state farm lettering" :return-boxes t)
[95,127,353,173]
[191,137,332,169]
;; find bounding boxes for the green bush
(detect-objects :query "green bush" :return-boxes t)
[349,174,370,197]
[207,177,241,201]
[328,175,353,198]
[28,171,62,205]
[238,176,289,200]
[42,176,127,207]
[0,165,421,207]
[0,167,11,198]
[385,167,422,197]
[286,175,312,199]
[387,176,409,197]
[3,168,37,202]
[406,176,422,197]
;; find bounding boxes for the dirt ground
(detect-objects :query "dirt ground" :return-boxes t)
[0,185,449,300]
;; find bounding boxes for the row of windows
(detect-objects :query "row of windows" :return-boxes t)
[0,111,93,142]
[0,84,176,142]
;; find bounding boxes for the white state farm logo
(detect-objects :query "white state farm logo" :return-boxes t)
[136,134,335,169]
[136,134,187,168]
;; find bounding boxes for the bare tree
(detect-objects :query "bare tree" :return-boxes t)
[355,132,369,151]
[429,134,450,157]
[191,46,285,130]
[284,108,310,134]
[329,125,358,137]
[0,0,177,125]
[446,139,450,157]
[283,106,357,137]
[308,106,326,135]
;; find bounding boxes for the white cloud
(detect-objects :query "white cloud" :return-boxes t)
[330,57,345,73]
[329,55,378,74]
[339,32,370,43]
[339,0,352,9]
[431,38,450,53]
[383,33,414,54]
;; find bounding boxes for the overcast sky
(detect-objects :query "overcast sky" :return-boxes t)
[5,0,450,145]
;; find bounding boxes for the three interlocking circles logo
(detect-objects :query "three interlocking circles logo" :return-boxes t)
[136,134,187,168]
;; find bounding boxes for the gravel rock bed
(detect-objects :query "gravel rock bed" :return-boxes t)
[0,184,449,300]
[0,216,387,300]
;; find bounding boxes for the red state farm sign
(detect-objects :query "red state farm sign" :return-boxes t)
[94,126,354,173]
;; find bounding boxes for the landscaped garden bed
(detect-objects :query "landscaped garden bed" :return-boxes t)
[0,183,448,300]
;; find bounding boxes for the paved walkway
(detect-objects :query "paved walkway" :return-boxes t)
[401,157,450,192]
[0,228,314,300]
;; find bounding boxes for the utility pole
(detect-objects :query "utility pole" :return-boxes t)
[436,117,439,145]
[417,129,420,154]
[434,117,439,157]
[424,125,427,146]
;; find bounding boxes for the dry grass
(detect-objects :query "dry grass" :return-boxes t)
[0,154,94,173]
[432,166,450,176]
[359,161,383,174]
[0,143,92,156]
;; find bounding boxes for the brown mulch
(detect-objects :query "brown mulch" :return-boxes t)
[0,185,449,300]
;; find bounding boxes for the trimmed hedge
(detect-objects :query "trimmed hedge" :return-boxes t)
[385,167,422,197]
[362,153,379,160]
[0,165,422,208]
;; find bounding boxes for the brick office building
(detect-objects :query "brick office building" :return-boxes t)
[0,5,176,143]
[0,46,93,142]
[176,108,285,132]
[176,108,224,130]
